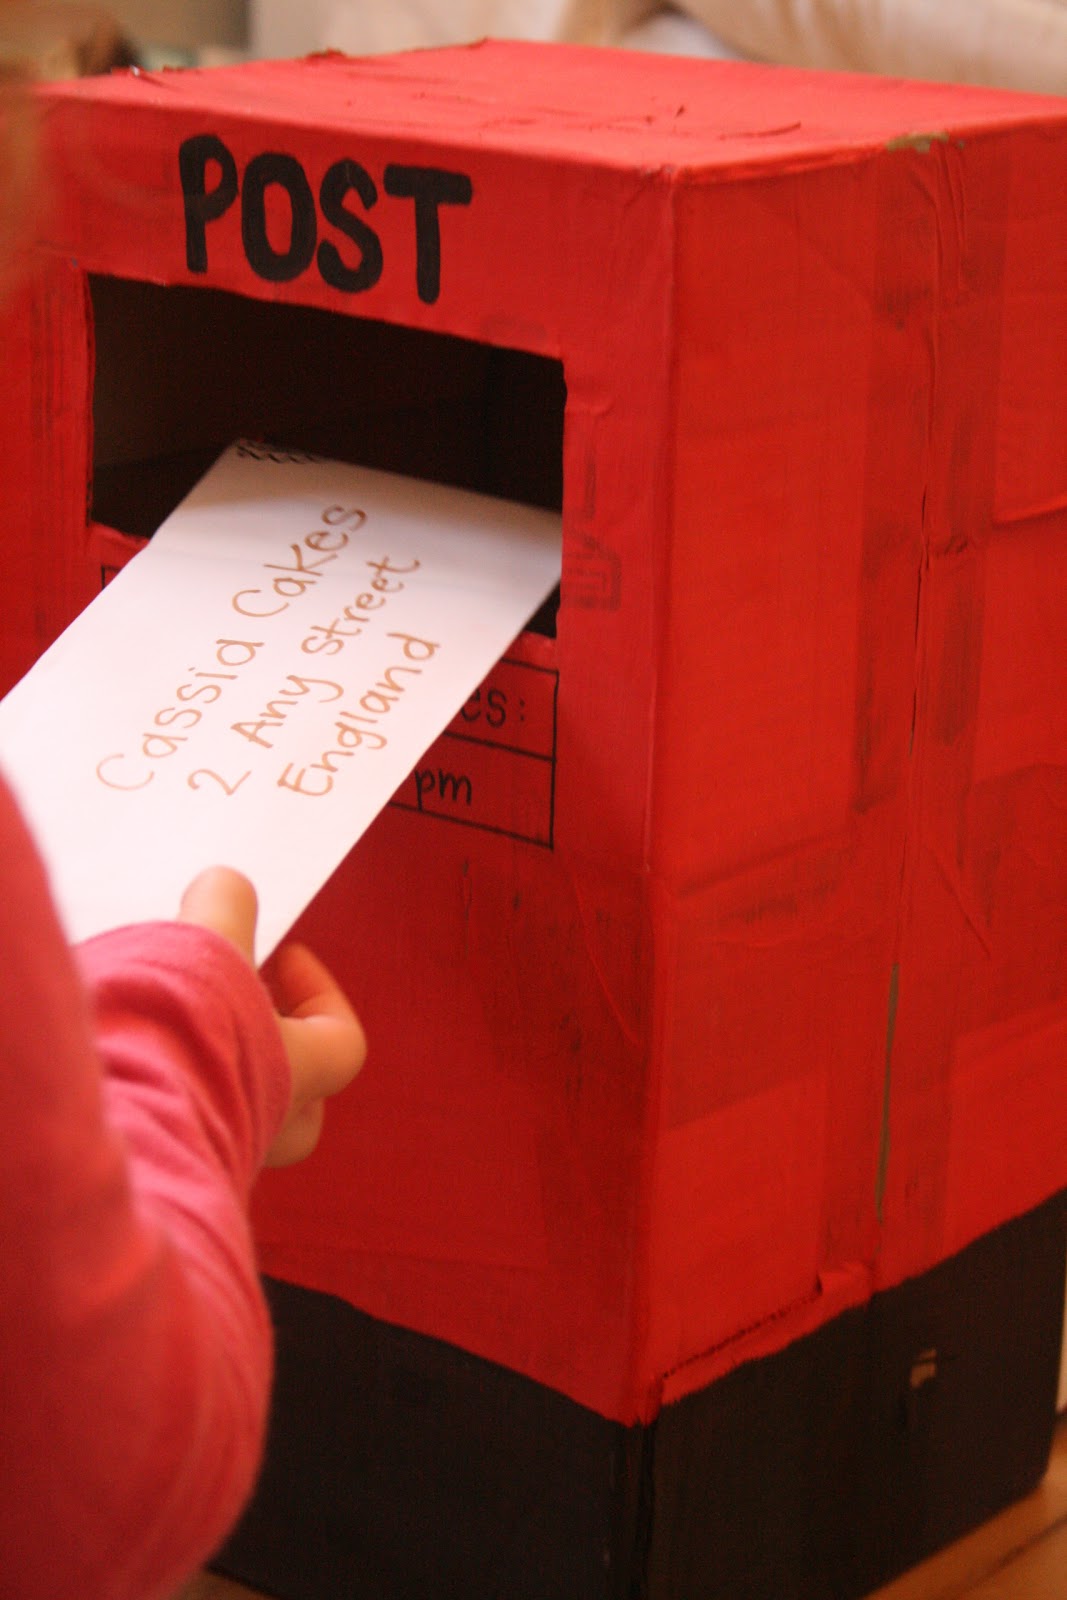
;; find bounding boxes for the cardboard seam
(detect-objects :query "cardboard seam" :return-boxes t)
[655,1261,875,1403]
[632,167,681,1425]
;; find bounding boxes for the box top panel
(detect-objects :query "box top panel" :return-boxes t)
[43,39,1067,174]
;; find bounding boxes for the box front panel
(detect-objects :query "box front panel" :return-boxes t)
[11,71,677,1421]
[0,260,98,694]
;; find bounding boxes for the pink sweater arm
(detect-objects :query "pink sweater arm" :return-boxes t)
[0,777,289,1600]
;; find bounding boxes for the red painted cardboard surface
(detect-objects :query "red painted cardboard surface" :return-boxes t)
[3,42,1065,1423]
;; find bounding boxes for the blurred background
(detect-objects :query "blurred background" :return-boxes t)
[0,0,737,74]
[5,0,1067,89]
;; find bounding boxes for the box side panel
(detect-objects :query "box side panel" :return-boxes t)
[648,127,1067,1396]
[644,150,933,1382]
[879,128,1067,1286]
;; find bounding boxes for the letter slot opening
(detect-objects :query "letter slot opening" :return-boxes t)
[88,276,565,637]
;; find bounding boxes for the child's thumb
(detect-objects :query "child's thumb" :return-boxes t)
[178,866,259,964]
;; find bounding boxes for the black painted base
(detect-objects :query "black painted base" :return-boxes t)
[218,1194,1066,1599]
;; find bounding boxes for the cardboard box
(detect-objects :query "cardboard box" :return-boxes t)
[5,42,1066,1593]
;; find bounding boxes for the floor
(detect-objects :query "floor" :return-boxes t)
[178,1414,1067,1600]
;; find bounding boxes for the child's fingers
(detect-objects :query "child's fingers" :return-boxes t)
[267,943,368,1105]
[279,1009,367,1100]
[264,1100,325,1168]
[170,912,366,1167]
[263,942,360,1025]
[269,1001,366,1164]
[178,866,258,962]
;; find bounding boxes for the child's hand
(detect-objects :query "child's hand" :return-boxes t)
[178,866,366,1166]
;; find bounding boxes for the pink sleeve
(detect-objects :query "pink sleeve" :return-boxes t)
[0,775,290,1600]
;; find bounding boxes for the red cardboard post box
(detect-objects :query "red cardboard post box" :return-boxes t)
[5,42,1066,1598]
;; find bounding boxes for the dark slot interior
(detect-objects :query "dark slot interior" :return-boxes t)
[89,276,566,637]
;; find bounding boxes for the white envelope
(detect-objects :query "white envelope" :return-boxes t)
[0,444,561,958]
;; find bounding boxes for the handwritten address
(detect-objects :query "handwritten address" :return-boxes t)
[94,502,439,800]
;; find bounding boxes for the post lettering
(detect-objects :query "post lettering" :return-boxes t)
[178,136,472,302]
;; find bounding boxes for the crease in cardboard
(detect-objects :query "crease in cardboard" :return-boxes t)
[658,1284,826,1386]
[656,1262,875,1401]
[875,963,900,1226]
[640,170,681,875]
[928,843,993,957]
[629,174,682,1418]
[572,870,643,1052]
